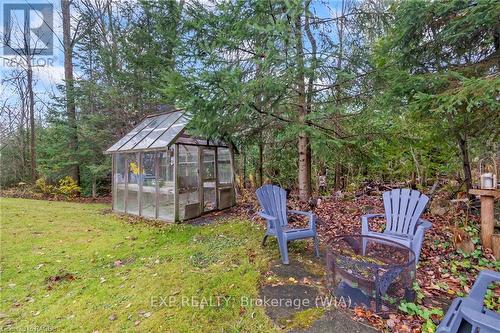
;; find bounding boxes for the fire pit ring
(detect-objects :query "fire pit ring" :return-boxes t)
[326,234,416,313]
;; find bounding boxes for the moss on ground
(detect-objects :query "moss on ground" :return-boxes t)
[280,307,325,330]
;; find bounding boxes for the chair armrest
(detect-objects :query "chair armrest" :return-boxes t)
[461,306,500,331]
[412,222,433,262]
[361,214,385,233]
[417,218,432,230]
[363,213,385,219]
[258,211,277,221]
[288,210,311,217]
[469,270,500,301]
[288,210,316,231]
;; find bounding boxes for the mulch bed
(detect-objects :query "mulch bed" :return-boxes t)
[0,189,111,204]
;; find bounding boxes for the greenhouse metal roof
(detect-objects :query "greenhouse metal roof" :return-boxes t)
[105,109,190,153]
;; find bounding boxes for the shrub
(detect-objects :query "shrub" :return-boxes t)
[35,177,55,195]
[57,176,80,198]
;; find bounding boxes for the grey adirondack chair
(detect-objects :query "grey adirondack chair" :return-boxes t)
[361,188,432,264]
[256,184,319,265]
[437,270,500,333]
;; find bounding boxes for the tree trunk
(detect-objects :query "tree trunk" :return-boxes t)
[27,59,36,181]
[18,77,28,179]
[62,0,80,185]
[458,134,473,191]
[258,141,264,187]
[295,11,311,201]
[334,164,342,191]
[243,149,247,188]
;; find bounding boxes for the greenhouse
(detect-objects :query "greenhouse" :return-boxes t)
[105,107,236,222]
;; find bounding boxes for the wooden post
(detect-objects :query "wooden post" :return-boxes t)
[469,189,499,251]
[492,234,500,259]
[481,195,494,249]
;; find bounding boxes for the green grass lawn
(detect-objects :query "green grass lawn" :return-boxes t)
[0,198,276,332]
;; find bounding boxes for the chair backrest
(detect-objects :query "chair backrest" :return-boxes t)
[382,188,429,236]
[256,184,288,227]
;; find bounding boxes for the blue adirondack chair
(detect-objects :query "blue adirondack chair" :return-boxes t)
[361,188,432,264]
[437,270,500,333]
[256,184,319,265]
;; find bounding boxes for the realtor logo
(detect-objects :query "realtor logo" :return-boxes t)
[3,3,53,56]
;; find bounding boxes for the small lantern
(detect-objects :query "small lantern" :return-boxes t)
[478,155,497,189]
[480,173,495,189]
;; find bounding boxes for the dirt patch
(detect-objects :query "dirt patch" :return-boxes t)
[46,272,76,289]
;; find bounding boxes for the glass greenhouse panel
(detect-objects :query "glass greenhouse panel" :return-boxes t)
[106,117,154,152]
[133,113,181,150]
[178,145,200,220]
[114,154,126,212]
[158,148,175,221]
[217,148,232,185]
[149,114,190,149]
[202,149,216,212]
[126,153,140,215]
[141,152,157,218]
[119,114,170,151]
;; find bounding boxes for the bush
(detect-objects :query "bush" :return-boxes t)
[57,176,80,198]
[35,177,56,195]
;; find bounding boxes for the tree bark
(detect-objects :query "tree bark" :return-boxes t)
[62,0,80,184]
[295,9,311,201]
[27,59,36,181]
[258,141,264,187]
[458,134,473,191]
[243,149,247,188]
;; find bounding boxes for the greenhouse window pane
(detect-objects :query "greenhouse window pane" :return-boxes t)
[119,114,170,151]
[141,152,157,218]
[114,153,126,212]
[126,153,140,215]
[217,148,232,185]
[106,118,154,152]
[202,149,216,212]
[158,148,175,221]
[149,114,190,149]
[106,111,190,153]
[133,112,181,150]
[178,145,200,220]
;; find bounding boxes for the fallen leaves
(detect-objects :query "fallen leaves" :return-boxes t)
[351,306,385,330]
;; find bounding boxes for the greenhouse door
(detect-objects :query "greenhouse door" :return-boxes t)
[201,148,217,212]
